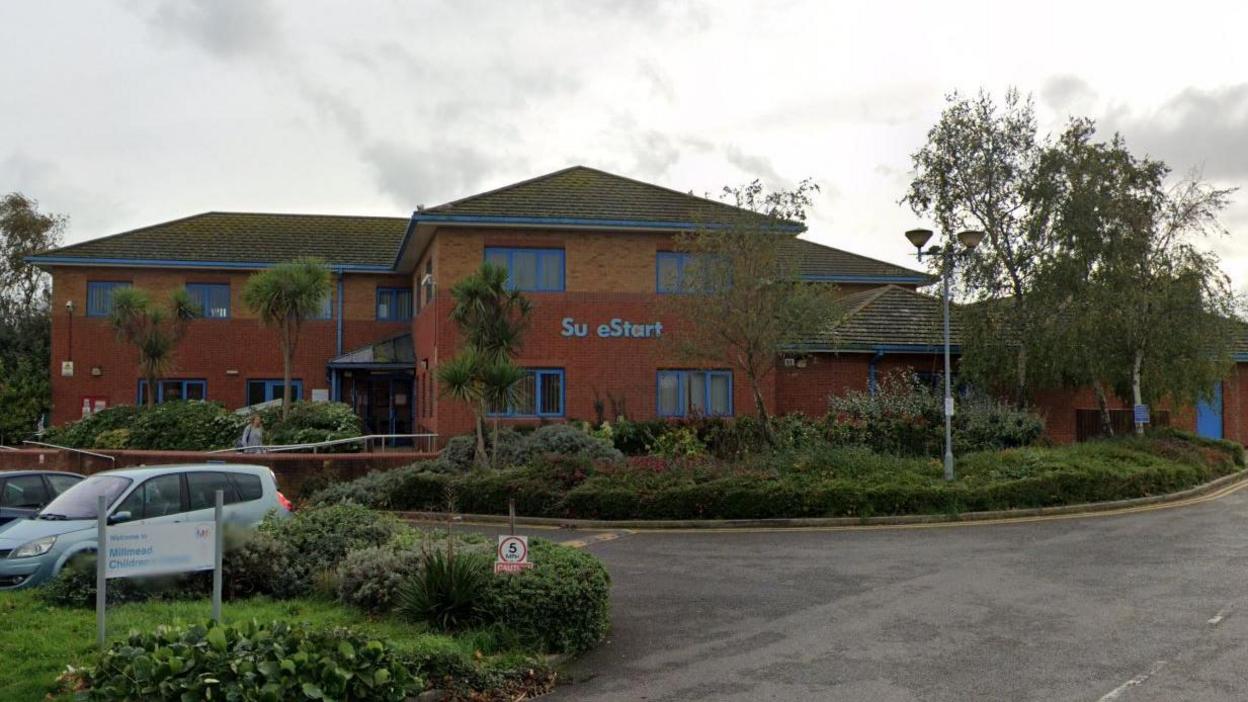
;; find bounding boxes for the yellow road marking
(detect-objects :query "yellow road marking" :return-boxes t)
[561,531,632,549]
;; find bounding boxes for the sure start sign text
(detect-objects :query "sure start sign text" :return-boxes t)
[561,317,663,339]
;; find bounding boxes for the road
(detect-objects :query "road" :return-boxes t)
[482,482,1248,701]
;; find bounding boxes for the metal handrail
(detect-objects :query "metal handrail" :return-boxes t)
[22,440,117,464]
[207,433,439,455]
[0,444,20,451]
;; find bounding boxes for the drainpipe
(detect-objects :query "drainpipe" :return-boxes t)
[868,349,885,395]
[332,270,345,402]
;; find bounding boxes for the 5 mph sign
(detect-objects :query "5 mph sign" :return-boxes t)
[495,535,533,574]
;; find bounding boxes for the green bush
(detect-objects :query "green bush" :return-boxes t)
[93,428,131,449]
[336,545,424,614]
[258,401,364,448]
[126,401,242,450]
[439,425,621,471]
[82,620,416,702]
[525,424,623,463]
[42,405,142,449]
[256,505,401,598]
[397,550,491,632]
[479,539,611,654]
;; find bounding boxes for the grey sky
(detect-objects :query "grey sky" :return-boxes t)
[3,1,1247,286]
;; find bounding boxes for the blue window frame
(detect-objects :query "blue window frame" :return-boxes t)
[86,281,130,317]
[246,379,304,406]
[484,247,565,292]
[656,252,727,293]
[186,283,231,319]
[309,291,333,320]
[656,370,733,417]
[376,288,413,321]
[137,379,207,404]
[488,369,564,417]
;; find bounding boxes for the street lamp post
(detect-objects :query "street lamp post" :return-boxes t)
[904,228,984,481]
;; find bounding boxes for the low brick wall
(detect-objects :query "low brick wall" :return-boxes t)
[0,449,437,498]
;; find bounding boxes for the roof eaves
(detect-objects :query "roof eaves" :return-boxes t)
[25,255,395,273]
[409,212,804,233]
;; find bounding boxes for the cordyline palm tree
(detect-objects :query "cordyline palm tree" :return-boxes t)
[436,263,531,468]
[242,258,332,420]
[109,287,198,407]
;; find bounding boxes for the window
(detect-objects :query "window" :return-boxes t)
[45,474,82,496]
[187,472,241,510]
[309,291,333,320]
[86,281,130,317]
[657,370,733,417]
[0,475,50,509]
[116,473,185,520]
[376,287,413,320]
[186,283,230,319]
[230,473,264,502]
[484,247,565,292]
[488,368,564,417]
[656,252,728,293]
[137,379,207,404]
[246,379,303,406]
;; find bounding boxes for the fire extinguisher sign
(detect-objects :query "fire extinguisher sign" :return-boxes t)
[494,535,533,574]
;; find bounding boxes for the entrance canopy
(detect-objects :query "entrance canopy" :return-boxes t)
[329,334,414,371]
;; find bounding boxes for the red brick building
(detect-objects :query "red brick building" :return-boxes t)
[29,166,1244,445]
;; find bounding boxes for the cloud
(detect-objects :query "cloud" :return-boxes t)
[722,145,786,188]
[360,140,502,208]
[1041,75,1097,114]
[144,0,283,60]
[637,59,676,103]
[1104,84,1248,179]
[0,152,131,238]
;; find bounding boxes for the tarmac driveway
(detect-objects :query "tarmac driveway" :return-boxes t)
[527,485,1248,701]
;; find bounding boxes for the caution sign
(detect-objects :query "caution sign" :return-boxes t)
[494,535,533,574]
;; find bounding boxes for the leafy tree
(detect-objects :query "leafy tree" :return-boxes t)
[436,263,531,468]
[109,287,198,407]
[663,179,842,444]
[241,258,332,420]
[0,193,63,438]
[904,89,1058,405]
[1026,121,1238,434]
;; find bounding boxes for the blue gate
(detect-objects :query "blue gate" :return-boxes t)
[1197,382,1223,439]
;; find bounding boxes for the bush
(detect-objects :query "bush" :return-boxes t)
[222,529,299,600]
[258,401,364,448]
[439,425,619,471]
[126,401,243,451]
[82,620,416,702]
[397,550,491,631]
[336,544,424,613]
[306,464,438,509]
[479,539,611,654]
[93,428,131,449]
[42,405,142,449]
[525,424,622,463]
[252,505,401,598]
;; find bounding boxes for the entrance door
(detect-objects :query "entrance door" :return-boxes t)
[1197,382,1223,439]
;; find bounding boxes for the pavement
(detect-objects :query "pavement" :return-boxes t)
[446,482,1248,701]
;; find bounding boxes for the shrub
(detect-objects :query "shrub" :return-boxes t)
[42,405,141,449]
[255,505,401,598]
[336,544,424,613]
[222,529,298,600]
[607,418,668,455]
[81,620,416,702]
[440,430,528,471]
[126,401,242,451]
[306,464,437,509]
[397,550,491,631]
[479,539,611,654]
[93,428,131,449]
[258,401,364,448]
[524,424,622,463]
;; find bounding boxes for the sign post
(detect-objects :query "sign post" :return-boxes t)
[494,534,532,574]
[96,495,106,650]
[212,489,224,623]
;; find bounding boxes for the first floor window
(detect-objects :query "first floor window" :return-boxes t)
[309,291,333,320]
[484,247,565,292]
[86,281,131,317]
[137,379,207,404]
[656,252,728,293]
[185,283,231,318]
[657,370,732,417]
[376,287,413,320]
[247,379,303,406]
[488,368,564,417]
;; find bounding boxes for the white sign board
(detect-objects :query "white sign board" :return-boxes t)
[61,361,74,377]
[311,388,329,402]
[495,534,532,574]
[105,521,216,580]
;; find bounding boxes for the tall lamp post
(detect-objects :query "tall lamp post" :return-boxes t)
[904,227,984,481]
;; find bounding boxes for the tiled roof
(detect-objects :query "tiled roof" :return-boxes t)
[421,165,800,230]
[780,238,933,283]
[802,285,962,350]
[31,212,409,269]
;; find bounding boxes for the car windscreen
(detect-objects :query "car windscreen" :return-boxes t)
[38,475,133,520]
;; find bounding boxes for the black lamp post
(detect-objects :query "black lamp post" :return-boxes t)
[904,228,984,481]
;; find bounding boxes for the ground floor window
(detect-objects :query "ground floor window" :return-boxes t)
[489,368,564,417]
[657,370,732,417]
[136,379,206,404]
[247,379,303,406]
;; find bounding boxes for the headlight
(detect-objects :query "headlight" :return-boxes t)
[10,536,57,558]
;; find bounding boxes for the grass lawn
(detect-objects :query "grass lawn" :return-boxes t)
[0,590,535,701]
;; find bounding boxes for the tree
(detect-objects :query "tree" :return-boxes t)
[904,89,1057,405]
[0,193,64,438]
[109,287,198,407]
[1030,122,1238,434]
[241,258,332,420]
[663,179,842,444]
[436,262,531,468]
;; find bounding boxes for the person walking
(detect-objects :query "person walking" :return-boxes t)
[239,414,265,453]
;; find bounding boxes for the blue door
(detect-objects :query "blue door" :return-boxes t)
[1197,382,1223,439]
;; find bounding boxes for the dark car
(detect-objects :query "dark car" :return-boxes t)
[0,471,84,528]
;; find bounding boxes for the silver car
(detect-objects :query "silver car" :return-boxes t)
[0,464,291,589]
